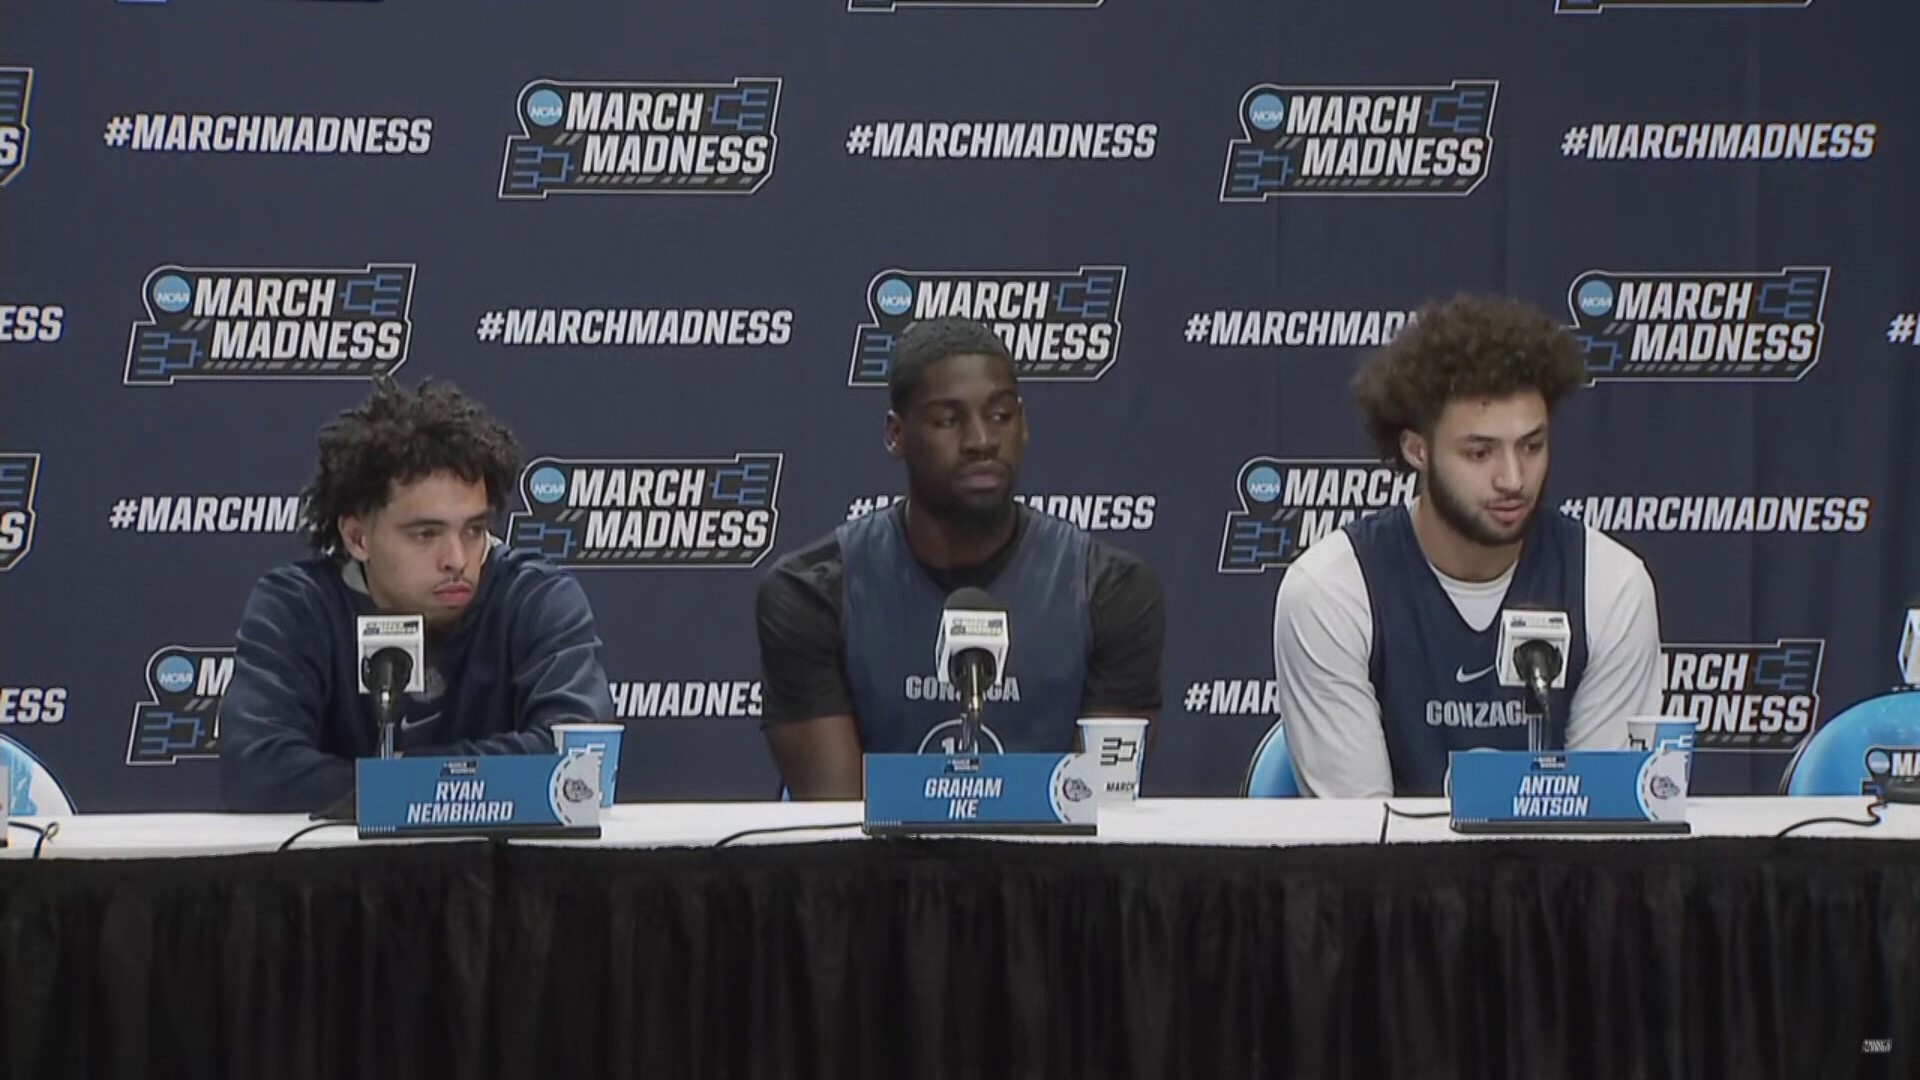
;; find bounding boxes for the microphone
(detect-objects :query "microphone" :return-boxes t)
[1496,609,1572,752]
[1515,639,1564,698]
[934,587,1010,755]
[363,648,414,731]
[356,615,425,760]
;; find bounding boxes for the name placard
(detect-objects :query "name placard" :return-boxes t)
[1448,749,1690,835]
[863,752,1098,836]
[356,752,602,839]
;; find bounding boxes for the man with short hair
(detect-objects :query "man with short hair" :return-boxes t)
[756,317,1165,799]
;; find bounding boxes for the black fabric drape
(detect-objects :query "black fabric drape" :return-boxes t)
[6,837,1918,1080]
[1,842,496,1080]
[490,838,1920,1080]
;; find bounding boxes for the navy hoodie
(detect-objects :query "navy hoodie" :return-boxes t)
[218,545,614,812]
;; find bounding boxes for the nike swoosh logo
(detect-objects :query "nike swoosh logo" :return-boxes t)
[399,711,441,732]
[1454,665,1496,684]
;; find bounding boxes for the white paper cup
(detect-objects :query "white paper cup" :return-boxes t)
[552,722,626,807]
[1627,715,1696,793]
[1077,717,1148,802]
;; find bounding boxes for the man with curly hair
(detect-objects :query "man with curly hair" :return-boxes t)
[1273,294,1663,798]
[219,377,615,812]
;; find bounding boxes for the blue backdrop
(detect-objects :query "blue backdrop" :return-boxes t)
[3,0,1917,810]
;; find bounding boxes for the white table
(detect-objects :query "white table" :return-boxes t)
[6,795,1913,859]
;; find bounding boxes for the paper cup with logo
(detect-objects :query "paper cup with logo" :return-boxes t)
[1627,716,1696,755]
[1627,715,1696,791]
[1077,717,1148,802]
[553,722,625,807]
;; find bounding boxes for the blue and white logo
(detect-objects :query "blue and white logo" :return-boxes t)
[528,466,567,504]
[1577,279,1614,318]
[876,278,914,317]
[1247,93,1285,132]
[0,68,35,187]
[154,655,195,694]
[128,263,416,387]
[1220,457,1413,574]
[3,734,74,816]
[511,454,783,569]
[0,453,40,573]
[128,645,233,765]
[1660,639,1825,751]
[503,77,781,199]
[525,89,564,128]
[1244,465,1282,503]
[851,266,1126,386]
[151,274,192,314]
[1567,266,1829,385]
[1224,79,1498,200]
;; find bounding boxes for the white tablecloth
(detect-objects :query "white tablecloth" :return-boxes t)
[5,795,1913,860]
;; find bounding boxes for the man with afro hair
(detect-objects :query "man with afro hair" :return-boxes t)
[1272,294,1664,798]
[220,377,614,812]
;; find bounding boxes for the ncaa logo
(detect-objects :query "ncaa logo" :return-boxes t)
[528,466,567,505]
[1245,465,1282,503]
[525,89,564,128]
[1577,279,1614,318]
[154,654,196,694]
[876,278,914,317]
[1866,746,1920,780]
[151,274,193,315]
[1247,92,1285,133]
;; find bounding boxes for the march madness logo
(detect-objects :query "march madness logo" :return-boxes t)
[509,454,782,568]
[0,68,32,186]
[1568,267,1828,383]
[850,267,1125,385]
[1662,639,1825,751]
[125,263,415,386]
[1865,745,1920,796]
[500,78,779,198]
[1222,80,1496,200]
[0,453,39,573]
[1219,457,1413,574]
[128,646,233,765]
[1558,0,1807,12]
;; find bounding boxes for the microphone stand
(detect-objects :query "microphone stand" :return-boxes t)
[1524,673,1552,753]
[376,687,403,760]
[1515,641,1564,753]
[960,661,986,756]
[311,670,406,824]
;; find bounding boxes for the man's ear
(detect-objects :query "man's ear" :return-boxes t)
[339,514,372,561]
[1399,429,1428,473]
[885,410,904,459]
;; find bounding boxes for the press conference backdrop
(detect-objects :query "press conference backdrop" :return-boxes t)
[2,0,1917,811]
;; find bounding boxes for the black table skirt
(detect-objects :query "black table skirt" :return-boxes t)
[5,837,1917,1080]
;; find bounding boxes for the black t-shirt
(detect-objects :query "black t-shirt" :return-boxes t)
[755,507,1165,726]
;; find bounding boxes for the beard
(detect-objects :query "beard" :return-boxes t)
[1425,459,1539,547]
[923,487,1015,536]
[909,464,1018,536]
